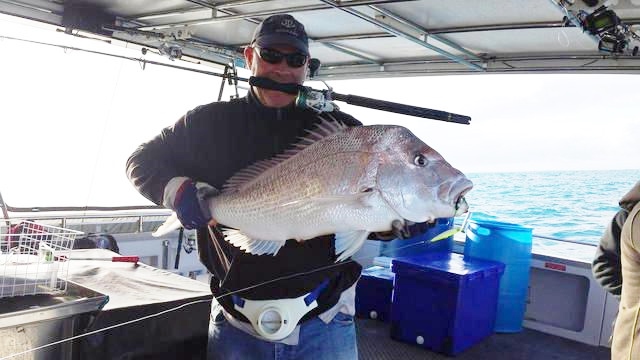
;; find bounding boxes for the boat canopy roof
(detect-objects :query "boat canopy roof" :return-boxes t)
[2,0,640,79]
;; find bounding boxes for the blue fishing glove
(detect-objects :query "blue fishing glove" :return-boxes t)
[164,177,218,230]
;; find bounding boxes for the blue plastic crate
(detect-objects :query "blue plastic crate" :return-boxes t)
[390,253,504,356]
[355,266,395,322]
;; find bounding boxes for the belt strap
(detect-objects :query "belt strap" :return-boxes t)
[231,279,329,341]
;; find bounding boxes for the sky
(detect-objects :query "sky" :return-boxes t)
[323,74,640,173]
[0,14,639,208]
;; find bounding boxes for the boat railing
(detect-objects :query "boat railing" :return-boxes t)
[2,209,173,235]
[2,211,598,251]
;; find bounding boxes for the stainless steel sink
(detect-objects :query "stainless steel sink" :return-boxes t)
[0,281,108,360]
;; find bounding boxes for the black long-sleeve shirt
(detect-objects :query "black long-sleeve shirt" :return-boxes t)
[592,209,626,298]
[592,181,640,299]
[126,91,363,322]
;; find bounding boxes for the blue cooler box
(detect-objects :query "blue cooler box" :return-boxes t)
[390,253,504,356]
[355,266,395,322]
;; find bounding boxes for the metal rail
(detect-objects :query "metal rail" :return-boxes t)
[135,0,415,30]
[317,0,485,72]
[3,210,172,234]
[129,0,482,71]
[133,0,416,25]
[367,5,482,61]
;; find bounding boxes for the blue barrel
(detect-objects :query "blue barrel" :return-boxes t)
[463,219,532,333]
[379,218,454,258]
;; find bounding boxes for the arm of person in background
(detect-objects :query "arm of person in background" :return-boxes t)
[592,209,628,298]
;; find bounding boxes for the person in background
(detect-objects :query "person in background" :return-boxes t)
[608,181,640,359]
[126,13,416,360]
[592,205,626,300]
[592,184,632,347]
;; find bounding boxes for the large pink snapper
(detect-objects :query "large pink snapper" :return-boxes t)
[156,118,472,262]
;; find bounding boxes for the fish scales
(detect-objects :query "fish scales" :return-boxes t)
[213,130,379,241]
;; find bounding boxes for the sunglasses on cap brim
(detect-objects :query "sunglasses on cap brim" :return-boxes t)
[254,47,308,68]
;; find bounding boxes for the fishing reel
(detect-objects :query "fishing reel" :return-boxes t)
[295,86,338,113]
[298,58,339,113]
[248,76,338,113]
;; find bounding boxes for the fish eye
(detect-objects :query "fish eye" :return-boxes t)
[413,154,427,167]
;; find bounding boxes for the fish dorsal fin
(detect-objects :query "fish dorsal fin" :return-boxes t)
[222,115,348,193]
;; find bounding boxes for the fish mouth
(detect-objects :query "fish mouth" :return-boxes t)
[452,182,473,216]
[455,196,469,216]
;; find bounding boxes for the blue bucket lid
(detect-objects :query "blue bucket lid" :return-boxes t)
[468,219,532,232]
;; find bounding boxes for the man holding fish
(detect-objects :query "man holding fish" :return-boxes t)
[127,13,471,360]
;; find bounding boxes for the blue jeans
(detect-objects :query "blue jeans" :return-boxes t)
[208,306,358,360]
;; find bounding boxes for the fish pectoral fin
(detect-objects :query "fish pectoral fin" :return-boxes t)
[221,228,286,256]
[334,230,370,262]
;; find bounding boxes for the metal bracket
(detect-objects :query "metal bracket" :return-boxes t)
[155,26,194,40]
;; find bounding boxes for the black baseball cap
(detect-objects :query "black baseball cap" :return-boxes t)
[250,14,309,55]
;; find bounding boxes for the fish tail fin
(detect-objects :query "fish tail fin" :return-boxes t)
[152,212,183,237]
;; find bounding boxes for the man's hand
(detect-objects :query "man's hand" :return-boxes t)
[391,220,413,239]
[164,177,219,230]
[374,220,427,241]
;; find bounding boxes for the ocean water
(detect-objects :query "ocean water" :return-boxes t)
[463,169,640,245]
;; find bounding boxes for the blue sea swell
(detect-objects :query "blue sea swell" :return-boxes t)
[463,169,640,245]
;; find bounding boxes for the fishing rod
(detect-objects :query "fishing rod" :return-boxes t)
[249,76,471,125]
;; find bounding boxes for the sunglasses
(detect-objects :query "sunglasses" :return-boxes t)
[254,47,308,68]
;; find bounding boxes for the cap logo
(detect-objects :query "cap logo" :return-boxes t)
[252,14,308,54]
[281,18,296,28]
